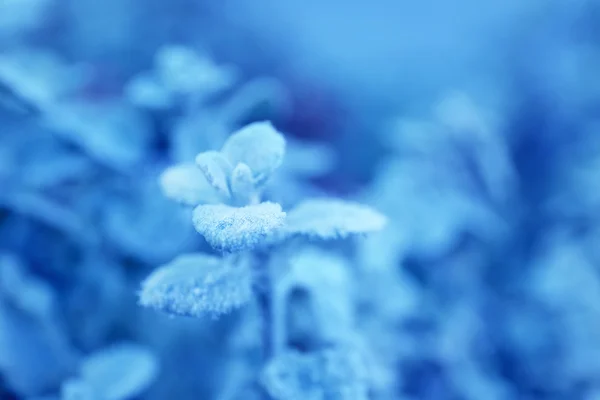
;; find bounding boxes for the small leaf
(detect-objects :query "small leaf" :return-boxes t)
[139,253,251,317]
[79,343,158,400]
[261,347,369,400]
[159,163,220,206]
[155,46,236,96]
[230,163,255,204]
[195,151,232,197]
[284,199,387,240]
[221,121,285,186]
[193,202,286,252]
[125,73,172,109]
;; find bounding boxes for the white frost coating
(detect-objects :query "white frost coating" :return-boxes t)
[139,253,251,317]
[193,202,286,252]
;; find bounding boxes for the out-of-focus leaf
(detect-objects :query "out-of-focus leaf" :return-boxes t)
[45,100,152,171]
[284,199,386,240]
[78,343,158,400]
[125,73,172,109]
[155,46,237,96]
[60,379,97,400]
[0,302,75,397]
[159,163,220,207]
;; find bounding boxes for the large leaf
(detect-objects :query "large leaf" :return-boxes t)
[193,202,286,252]
[284,199,386,240]
[139,253,251,317]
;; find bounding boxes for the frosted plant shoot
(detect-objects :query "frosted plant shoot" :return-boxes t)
[139,121,386,397]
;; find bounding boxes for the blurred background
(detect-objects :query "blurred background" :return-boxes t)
[1,0,600,399]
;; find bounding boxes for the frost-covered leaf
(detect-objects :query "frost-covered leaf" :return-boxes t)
[195,151,232,197]
[159,163,220,206]
[284,199,386,240]
[222,122,285,186]
[262,347,369,400]
[78,343,158,400]
[193,202,286,252]
[139,253,251,317]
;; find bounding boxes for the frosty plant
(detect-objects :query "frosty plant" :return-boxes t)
[139,121,386,395]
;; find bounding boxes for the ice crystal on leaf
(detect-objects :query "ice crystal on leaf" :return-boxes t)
[193,202,286,253]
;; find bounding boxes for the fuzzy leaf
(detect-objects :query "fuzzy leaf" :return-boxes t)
[262,347,369,400]
[284,199,386,240]
[159,163,220,206]
[155,46,236,96]
[125,73,172,109]
[230,163,255,203]
[193,202,286,252]
[195,151,233,197]
[79,343,158,400]
[139,253,251,317]
[221,121,285,186]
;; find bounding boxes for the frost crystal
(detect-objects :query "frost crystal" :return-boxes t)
[139,253,251,317]
[193,202,286,252]
[284,199,387,240]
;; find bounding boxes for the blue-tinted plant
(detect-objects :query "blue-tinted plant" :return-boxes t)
[139,121,386,397]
